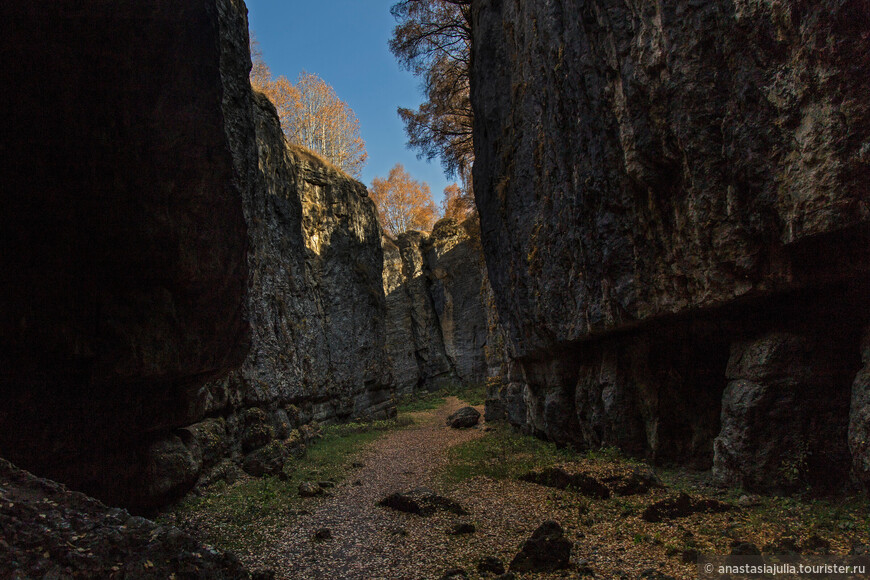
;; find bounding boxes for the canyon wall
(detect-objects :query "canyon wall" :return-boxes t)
[0,0,252,509]
[0,0,393,512]
[472,0,870,490]
[383,219,492,395]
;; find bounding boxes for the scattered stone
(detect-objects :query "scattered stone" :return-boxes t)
[606,466,663,496]
[763,536,800,555]
[448,522,476,535]
[313,528,332,541]
[730,541,761,556]
[447,406,481,429]
[736,494,762,507]
[242,441,288,477]
[509,520,573,573]
[477,556,505,575]
[801,535,831,554]
[299,481,323,498]
[520,467,611,499]
[576,559,596,576]
[378,488,468,516]
[441,568,468,579]
[641,492,731,523]
[199,459,242,487]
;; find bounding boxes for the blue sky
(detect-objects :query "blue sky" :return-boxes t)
[246,0,453,204]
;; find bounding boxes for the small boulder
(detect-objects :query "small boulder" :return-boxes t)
[477,556,505,575]
[378,488,468,516]
[520,467,610,499]
[801,535,831,555]
[448,522,476,535]
[607,466,663,496]
[299,481,323,498]
[314,528,332,541]
[763,536,800,555]
[242,441,287,477]
[509,520,572,573]
[447,407,481,429]
[730,541,761,556]
[641,492,731,523]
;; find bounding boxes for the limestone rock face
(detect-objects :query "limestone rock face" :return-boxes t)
[472,0,870,488]
[426,220,490,386]
[0,0,251,507]
[383,219,490,395]
[144,91,394,507]
[383,232,457,394]
[214,92,391,424]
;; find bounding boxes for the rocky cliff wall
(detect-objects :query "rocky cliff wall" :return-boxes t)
[472,0,870,491]
[383,219,491,395]
[136,92,393,509]
[0,0,252,509]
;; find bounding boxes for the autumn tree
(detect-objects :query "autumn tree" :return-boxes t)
[440,182,474,221]
[250,44,367,178]
[370,164,438,236]
[390,0,473,177]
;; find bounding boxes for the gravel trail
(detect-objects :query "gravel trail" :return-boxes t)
[265,396,483,580]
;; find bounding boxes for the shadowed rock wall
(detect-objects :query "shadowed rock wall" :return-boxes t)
[473,0,870,490]
[383,219,491,395]
[0,0,251,508]
[134,91,393,509]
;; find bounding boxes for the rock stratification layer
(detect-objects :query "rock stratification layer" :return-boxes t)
[0,0,251,508]
[472,0,870,490]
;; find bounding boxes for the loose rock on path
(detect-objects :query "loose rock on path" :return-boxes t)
[246,397,484,579]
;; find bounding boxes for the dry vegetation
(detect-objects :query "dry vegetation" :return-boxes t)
[159,389,869,579]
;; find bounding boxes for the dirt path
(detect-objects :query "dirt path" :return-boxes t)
[261,397,485,580]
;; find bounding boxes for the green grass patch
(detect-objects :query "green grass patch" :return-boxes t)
[396,381,487,414]
[158,418,407,554]
[397,390,446,413]
[440,423,575,485]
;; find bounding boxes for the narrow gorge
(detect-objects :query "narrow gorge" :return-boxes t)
[1,0,868,578]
